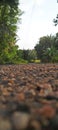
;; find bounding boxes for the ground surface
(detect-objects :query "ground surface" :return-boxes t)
[0,63,58,130]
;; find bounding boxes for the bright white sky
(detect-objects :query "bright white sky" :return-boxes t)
[16,0,58,49]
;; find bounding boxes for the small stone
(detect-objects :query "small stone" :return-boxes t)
[0,118,12,130]
[8,79,15,84]
[39,89,45,96]
[35,86,41,92]
[50,115,58,129]
[25,91,33,98]
[2,88,9,96]
[8,82,12,86]
[11,111,30,130]
[16,93,25,101]
[40,105,55,119]
[30,89,36,96]
[41,116,49,127]
[29,120,41,130]
[55,102,58,113]
[7,101,17,113]
[7,87,13,92]
[17,102,30,113]
[39,84,53,96]
[0,108,8,117]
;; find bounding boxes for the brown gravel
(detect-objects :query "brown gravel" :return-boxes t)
[0,63,58,130]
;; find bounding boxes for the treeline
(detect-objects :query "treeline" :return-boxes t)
[0,0,58,64]
[17,33,58,63]
[0,33,57,64]
[0,32,58,64]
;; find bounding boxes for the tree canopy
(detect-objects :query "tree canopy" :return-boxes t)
[0,0,23,63]
[35,34,58,62]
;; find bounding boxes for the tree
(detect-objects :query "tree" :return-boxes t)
[35,35,54,61]
[22,49,29,61]
[53,14,58,26]
[0,0,23,63]
[53,0,58,26]
[22,49,37,62]
[54,33,58,49]
[35,34,58,63]
[43,46,57,62]
[27,49,37,62]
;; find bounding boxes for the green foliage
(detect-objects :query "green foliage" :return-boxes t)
[11,58,28,64]
[54,33,58,49]
[31,59,41,63]
[35,34,58,63]
[16,49,23,59]
[51,50,58,62]
[0,0,58,64]
[43,47,57,62]
[53,14,58,26]
[22,49,29,61]
[35,35,53,61]
[22,49,37,63]
[27,49,37,62]
[53,0,58,26]
[0,0,23,64]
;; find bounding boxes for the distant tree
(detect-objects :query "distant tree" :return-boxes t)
[22,49,29,61]
[43,46,57,62]
[22,49,37,62]
[35,35,54,61]
[54,33,58,49]
[53,14,58,26]
[27,49,37,62]
[53,0,58,26]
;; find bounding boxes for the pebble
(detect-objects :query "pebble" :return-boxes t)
[39,105,55,119]
[29,120,41,130]
[11,111,30,130]
[0,118,12,130]
[16,93,25,101]
[50,115,58,129]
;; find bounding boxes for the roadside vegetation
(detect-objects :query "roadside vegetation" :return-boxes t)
[0,0,58,64]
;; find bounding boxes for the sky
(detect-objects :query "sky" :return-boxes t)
[16,0,58,49]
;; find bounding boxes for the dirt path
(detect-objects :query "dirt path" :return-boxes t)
[0,63,58,130]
